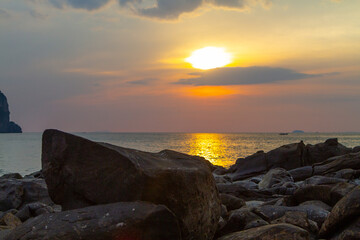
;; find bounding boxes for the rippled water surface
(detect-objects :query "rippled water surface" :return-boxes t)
[1,132,360,175]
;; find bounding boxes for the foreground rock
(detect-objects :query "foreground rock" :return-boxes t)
[42,129,220,240]
[319,186,360,238]
[5,201,181,240]
[217,223,309,240]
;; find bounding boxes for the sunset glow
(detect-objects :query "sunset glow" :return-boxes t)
[186,47,232,70]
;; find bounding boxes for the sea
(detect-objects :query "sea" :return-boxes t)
[1,132,360,176]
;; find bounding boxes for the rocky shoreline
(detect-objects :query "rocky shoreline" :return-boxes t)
[1,129,360,239]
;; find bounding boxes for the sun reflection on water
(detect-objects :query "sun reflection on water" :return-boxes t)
[187,133,234,167]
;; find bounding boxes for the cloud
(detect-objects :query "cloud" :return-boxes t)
[175,67,320,86]
[127,78,157,85]
[43,0,271,19]
[134,0,203,20]
[0,9,11,18]
[49,0,111,11]
[209,0,271,10]
[120,0,271,19]
[29,10,48,20]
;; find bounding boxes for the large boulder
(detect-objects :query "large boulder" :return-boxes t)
[41,129,220,240]
[319,186,360,238]
[304,138,352,165]
[313,152,360,176]
[217,223,309,240]
[5,202,181,240]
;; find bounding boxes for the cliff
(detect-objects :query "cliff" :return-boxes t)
[0,91,22,133]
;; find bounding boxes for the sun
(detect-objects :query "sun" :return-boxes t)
[186,47,232,70]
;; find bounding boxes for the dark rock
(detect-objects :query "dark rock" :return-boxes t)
[289,166,313,182]
[41,129,220,240]
[23,170,43,179]
[220,194,245,211]
[0,229,11,239]
[226,139,351,181]
[0,213,21,229]
[329,216,360,240]
[5,201,181,240]
[227,152,268,181]
[216,208,268,238]
[327,168,360,180]
[213,165,228,175]
[15,202,54,222]
[271,211,318,234]
[214,174,232,184]
[286,183,355,207]
[0,91,22,133]
[353,146,360,153]
[0,173,22,180]
[254,204,329,226]
[313,152,360,176]
[220,204,228,219]
[258,168,294,189]
[304,138,352,165]
[217,182,275,201]
[319,186,360,238]
[302,175,346,186]
[217,223,309,240]
[0,180,23,211]
[299,200,332,212]
[245,200,264,208]
[0,178,53,212]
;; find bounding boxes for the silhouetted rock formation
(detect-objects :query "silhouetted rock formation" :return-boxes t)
[0,91,22,133]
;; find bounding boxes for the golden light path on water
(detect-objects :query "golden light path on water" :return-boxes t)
[187,133,241,167]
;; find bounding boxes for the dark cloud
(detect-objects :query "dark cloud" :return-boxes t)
[119,0,269,19]
[0,9,11,18]
[49,0,111,11]
[175,67,320,86]
[127,78,157,85]
[137,0,203,20]
[210,0,272,10]
[29,10,48,20]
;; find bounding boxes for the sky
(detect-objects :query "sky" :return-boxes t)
[0,0,359,132]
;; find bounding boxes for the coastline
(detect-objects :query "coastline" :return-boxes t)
[1,130,360,239]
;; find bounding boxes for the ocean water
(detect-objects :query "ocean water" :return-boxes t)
[1,132,360,176]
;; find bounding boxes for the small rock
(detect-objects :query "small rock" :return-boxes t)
[259,168,294,190]
[220,194,245,211]
[0,213,21,229]
[217,223,309,240]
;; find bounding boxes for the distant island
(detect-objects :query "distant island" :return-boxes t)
[0,91,22,133]
[292,130,305,133]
